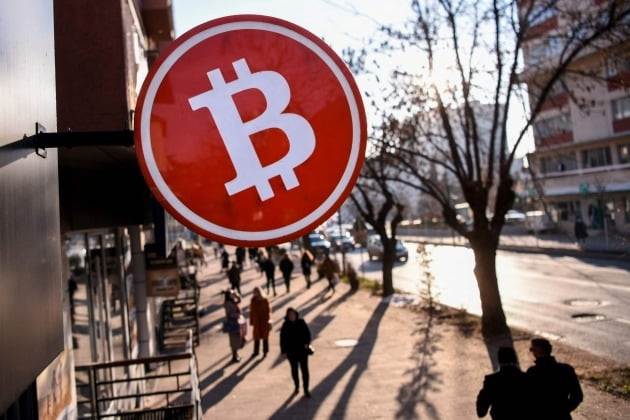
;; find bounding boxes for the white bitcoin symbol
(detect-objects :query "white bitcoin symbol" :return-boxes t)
[188,58,316,201]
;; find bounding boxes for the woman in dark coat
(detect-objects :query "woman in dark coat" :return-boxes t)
[280,307,312,398]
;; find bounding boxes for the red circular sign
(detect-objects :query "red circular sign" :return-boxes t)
[135,15,366,246]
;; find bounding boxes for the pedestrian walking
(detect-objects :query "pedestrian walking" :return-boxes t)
[248,247,258,266]
[223,290,247,363]
[235,246,246,271]
[220,249,229,272]
[262,256,277,296]
[526,338,583,420]
[476,347,532,420]
[574,216,588,244]
[279,253,294,293]
[320,254,340,294]
[300,250,314,289]
[280,307,312,398]
[249,287,271,358]
[68,275,78,324]
[227,261,242,295]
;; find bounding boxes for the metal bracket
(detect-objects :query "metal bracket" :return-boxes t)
[35,122,47,158]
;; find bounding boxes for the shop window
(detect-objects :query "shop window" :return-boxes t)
[557,201,581,221]
[618,142,630,164]
[581,146,612,168]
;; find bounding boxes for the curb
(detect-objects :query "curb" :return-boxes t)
[403,237,629,262]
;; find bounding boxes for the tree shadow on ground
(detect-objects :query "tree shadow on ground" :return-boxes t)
[269,298,389,419]
[201,355,264,411]
[395,310,442,420]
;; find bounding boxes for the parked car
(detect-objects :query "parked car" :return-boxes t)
[329,232,355,252]
[305,232,331,255]
[366,236,409,262]
[505,209,526,225]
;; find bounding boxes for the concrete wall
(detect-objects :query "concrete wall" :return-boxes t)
[0,0,63,412]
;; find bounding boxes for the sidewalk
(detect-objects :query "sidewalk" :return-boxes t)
[399,226,630,260]
[193,252,629,419]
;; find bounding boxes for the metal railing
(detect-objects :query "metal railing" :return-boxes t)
[76,331,202,419]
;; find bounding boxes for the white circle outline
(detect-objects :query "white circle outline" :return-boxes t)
[140,19,363,241]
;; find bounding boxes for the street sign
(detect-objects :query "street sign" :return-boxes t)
[135,15,367,246]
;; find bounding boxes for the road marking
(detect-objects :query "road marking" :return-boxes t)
[615,318,630,325]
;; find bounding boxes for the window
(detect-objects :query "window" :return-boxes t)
[605,55,630,78]
[526,37,563,65]
[557,201,581,222]
[534,113,571,139]
[581,146,612,168]
[539,152,577,173]
[618,143,630,164]
[612,96,630,121]
[528,2,557,27]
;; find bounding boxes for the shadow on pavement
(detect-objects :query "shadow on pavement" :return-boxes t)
[395,312,442,420]
[201,355,264,410]
[269,298,388,419]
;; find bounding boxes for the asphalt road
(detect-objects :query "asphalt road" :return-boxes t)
[342,242,630,365]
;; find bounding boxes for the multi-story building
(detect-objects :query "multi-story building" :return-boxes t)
[522,0,630,235]
[1,1,175,417]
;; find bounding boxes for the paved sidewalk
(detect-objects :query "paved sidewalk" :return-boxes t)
[193,253,629,419]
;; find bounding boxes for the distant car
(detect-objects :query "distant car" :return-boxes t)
[505,210,526,225]
[329,233,355,252]
[366,236,409,262]
[306,233,331,255]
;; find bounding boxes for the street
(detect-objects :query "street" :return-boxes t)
[343,242,630,365]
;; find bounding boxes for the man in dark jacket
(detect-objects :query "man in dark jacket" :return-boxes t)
[280,307,312,398]
[279,253,294,294]
[227,261,241,295]
[261,256,276,296]
[476,347,531,419]
[527,338,583,420]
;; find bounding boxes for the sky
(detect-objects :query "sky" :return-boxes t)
[171,0,534,158]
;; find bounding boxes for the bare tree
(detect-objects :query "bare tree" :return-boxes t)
[350,140,406,296]
[350,0,630,347]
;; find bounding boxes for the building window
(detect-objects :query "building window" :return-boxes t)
[528,3,557,27]
[534,113,571,139]
[606,55,630,78]
[612,96,630,121]
[581,146,612,168]
[618,143,630,164]
[526,37,563,65]
[539,152,577,173]
[557,201,581,222]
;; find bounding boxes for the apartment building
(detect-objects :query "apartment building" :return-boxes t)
[522,0,630,234]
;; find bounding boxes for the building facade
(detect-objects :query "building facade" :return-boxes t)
[522,0,630,235]
[1,0,174,417]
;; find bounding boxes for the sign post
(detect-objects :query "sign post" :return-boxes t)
[135,15,367,246]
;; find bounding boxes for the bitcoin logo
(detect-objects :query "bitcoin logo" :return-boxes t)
[188,58,316,201]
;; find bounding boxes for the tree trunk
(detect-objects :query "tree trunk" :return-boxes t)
[381,238,396,296]
[471,240,510,337]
